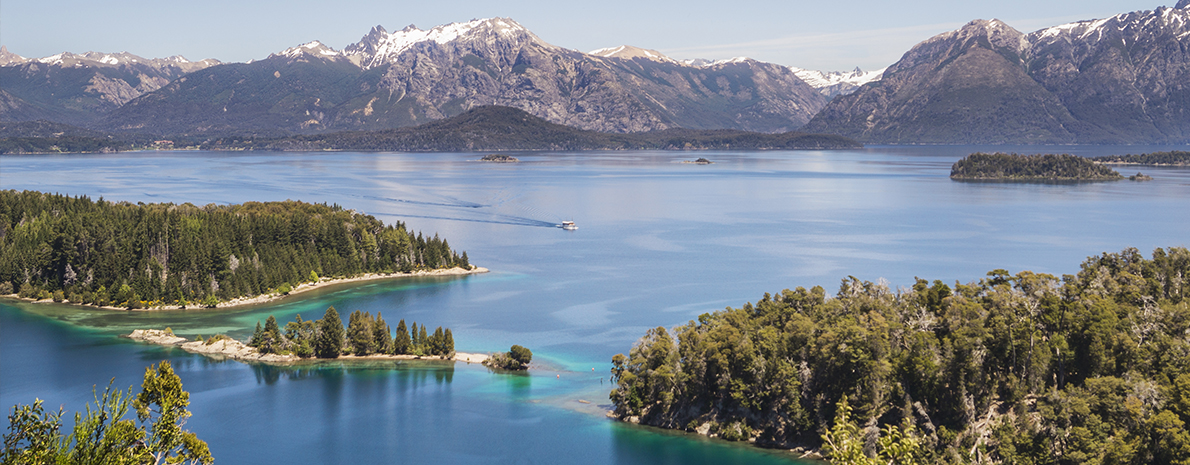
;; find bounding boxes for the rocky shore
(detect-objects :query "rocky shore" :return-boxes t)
[126,329,488,365]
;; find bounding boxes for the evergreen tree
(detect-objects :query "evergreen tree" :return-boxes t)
[260,315,282,354]
[430,326,445,356]
[410,322,420,349]
[315,306,344,359]
[373,312,392,355]
[347,310,375,355]
[249,321,263,348]
[393,320,410,355]
[418,325,429,354]
[443,329,454,355]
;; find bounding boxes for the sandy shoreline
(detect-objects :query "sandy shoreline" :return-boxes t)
[126,329,489,365]
[1,266,488,311]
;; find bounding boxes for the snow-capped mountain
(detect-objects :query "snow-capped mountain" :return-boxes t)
[0,47,221,125]
[789,67,886,98]
[588,45,676,63]
[103,17,826,135]
[341,18,551,69]
[805,2,1190,144]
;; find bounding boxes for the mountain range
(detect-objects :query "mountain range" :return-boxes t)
[804,2,1190,144]
[60,18,826,136]
[2,3,1188,144]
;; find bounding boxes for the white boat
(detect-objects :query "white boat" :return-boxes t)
[561,221,578,230]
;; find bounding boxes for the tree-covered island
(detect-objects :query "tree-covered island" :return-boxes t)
[0,190,482,309]
[127,306,482,365]
[609,247,1190,464]
[950,153,1124,181]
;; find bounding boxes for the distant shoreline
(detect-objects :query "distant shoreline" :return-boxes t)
[0,266,488,311]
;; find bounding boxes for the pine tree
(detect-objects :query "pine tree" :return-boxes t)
[315,306,344,359]
[443,329,454,356]
[410,322,420,348]
[393,319,410,355]
[373,312,392,355]
[347,310,375,355]
[418,325,429,354]
[249,321,263,348]
[431,327,445,356]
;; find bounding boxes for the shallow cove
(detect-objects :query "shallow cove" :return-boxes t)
[2,146,1189,463]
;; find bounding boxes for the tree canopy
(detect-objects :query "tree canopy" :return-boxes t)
[1,361,212,465]
[609,247,1190,464]
[0,190,470,308]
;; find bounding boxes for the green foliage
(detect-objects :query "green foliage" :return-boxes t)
[1092,151,1190,166]
[1,362,211,464]
[132,362,212,465]
[315,307,344,359]
[0,190,470,307]
[609,247,1190,461]
[485,345,533,371]
[393,320,411,355]
[277,283,292,295]
[951,153,1123,181]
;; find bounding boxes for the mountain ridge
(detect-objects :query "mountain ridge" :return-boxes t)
[804,4,1190,144]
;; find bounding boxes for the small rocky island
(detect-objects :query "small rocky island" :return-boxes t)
[480,154,519,163]
[950,152,1123,182]
[682,158,713,165]
[1129,172,1154,181]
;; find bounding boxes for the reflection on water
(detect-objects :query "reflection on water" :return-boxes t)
[2,148,1188,464]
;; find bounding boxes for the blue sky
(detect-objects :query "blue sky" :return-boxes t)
[0,0,1170,71]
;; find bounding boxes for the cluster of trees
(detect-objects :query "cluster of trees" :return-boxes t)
[950,153,1123,181]
[0,190,471,308]
[249,306,455,359]
[483,345,533,371]
[1,361,211,464]
[609,247,1190,464]
[1092,151,1190,166]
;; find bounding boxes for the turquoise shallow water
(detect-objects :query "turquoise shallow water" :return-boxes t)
[2,146,1188,463]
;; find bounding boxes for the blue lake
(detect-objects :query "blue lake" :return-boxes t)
[2,146,1188,463]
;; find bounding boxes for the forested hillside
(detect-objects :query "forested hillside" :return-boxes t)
[610,247,1190,464]
[0,190,469,308]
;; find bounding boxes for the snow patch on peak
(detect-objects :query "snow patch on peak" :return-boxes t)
[276,41,342,59]
[588,45,676,63]
[344,17,542,69]
[791,66,886,98]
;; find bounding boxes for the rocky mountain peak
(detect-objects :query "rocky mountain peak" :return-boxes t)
[1178,0,1189,9]
[588,45,676,63]
[272,41,343,60]
[343,17,547,69]
[0,45,29,66]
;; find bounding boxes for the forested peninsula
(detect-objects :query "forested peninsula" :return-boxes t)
[0,190,476,309]
[609,247,1190,464]
[1091,151,1190,166]
[950,153,1123,181]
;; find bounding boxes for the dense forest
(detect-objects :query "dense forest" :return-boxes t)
[246,307,455,359]
[1091,151,1190,166]
[0,107,862,154]
[950,153,1123,181]
[0,190,470,308]
[609,247,1190,464]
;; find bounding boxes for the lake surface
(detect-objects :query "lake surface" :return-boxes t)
[2,146,1188,464]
